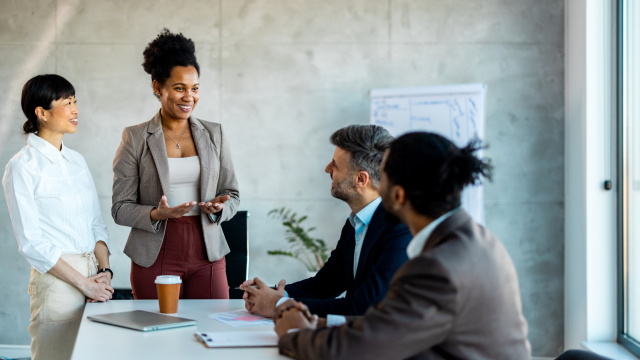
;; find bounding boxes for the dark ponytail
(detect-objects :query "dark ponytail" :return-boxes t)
[21,74,75,135]
[384,132,493,218]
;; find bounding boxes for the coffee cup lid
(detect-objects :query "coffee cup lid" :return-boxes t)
[155,275,182,284]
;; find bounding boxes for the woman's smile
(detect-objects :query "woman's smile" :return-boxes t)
[177,104,192,113]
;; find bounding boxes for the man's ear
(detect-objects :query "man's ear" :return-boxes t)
[354,171,370,188]
[392,185,406,211]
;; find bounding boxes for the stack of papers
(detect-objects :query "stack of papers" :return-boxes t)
[195,331,278,348]
[208,309,274,327]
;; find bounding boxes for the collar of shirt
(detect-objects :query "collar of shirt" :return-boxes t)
[27,133,71,163]
[348,197,382,229]
[406,207,461,259]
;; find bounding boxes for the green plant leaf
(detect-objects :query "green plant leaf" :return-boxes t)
[267,250,294,257]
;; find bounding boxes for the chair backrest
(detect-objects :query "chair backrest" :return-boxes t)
[221,211,249,299]
[554,350,612,360]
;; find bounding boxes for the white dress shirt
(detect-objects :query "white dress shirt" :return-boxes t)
[406,207,461,259]
[3,134,110,274]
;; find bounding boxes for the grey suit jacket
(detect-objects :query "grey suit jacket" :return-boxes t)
[111,111,240,268]
[278,210,531,360]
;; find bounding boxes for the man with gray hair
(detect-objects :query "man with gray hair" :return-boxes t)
[240,125,412,322]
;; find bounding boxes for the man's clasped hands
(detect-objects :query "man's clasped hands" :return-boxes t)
[240,277,327,336]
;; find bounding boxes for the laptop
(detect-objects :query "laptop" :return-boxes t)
[88,310,197,331]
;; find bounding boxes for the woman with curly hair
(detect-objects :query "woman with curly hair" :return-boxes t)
[112,29,239,299]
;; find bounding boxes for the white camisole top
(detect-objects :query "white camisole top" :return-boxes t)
[167,156,201,216]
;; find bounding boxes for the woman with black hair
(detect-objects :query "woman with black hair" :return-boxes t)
[2,74,114,360]
[274,132,531,359]
[112,29,239,300]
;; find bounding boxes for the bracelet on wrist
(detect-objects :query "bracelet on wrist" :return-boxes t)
[98,268,113,279]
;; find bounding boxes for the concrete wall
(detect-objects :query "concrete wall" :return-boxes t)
[0,0,564,356]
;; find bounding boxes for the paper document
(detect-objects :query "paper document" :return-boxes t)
[195,331,278,348]
[208,309,274,327]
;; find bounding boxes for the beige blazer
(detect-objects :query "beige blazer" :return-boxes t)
[278,210,531,360]
[111,112,240,268]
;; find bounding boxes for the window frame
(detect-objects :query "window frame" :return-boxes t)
[617,0,640,356]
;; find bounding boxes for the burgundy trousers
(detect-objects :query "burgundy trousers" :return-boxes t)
[130,216,229,299]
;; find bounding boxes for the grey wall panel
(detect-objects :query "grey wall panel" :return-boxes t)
[487,202,565,356]
[390,0,563,44]
[0,0,56,43]
[56,0,220,44]
[222,0,389,44]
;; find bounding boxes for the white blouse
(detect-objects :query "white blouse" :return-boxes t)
[2,134,110,274]
[167,156,201,216]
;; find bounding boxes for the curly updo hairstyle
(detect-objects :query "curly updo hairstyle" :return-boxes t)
[21,74,75,135]
[142,28,200,99]
[384,132,493,218]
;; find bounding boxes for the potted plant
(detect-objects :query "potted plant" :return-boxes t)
[267,207,329,275]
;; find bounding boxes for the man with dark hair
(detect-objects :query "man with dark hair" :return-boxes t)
[240,125,412,321]
[273,132,531,360]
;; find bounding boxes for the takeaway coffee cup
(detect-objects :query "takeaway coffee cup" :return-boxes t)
[155,275,182,314]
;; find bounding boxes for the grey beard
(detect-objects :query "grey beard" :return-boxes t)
[331,179,358,205]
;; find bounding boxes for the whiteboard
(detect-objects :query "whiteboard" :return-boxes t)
[369,83,487,225]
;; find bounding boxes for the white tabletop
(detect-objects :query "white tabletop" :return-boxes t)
[71,300,289,360]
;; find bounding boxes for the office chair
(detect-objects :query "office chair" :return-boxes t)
[221,211,250,299]
[554,350,612,360]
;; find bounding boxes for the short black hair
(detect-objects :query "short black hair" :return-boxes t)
[330,125,394,188]
[21,74,75,135]
[384,132,493,218]
[142,28,200,98]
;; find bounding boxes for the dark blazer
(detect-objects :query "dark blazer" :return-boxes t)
[111,112,240,267]
[284,203,412,317]
[279,210,531,360]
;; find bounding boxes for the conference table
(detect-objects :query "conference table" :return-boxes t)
[71,299,289,360]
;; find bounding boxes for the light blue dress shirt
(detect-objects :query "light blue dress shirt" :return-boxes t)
[348,197,382,278]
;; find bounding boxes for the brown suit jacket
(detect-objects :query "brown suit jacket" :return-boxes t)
[278,210,531,360]
[111,112,240,267]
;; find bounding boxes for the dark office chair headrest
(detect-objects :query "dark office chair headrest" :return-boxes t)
[554,349,612,360]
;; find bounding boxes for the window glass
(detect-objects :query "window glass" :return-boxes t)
[624,0,640,341]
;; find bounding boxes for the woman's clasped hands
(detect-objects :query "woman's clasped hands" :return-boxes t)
[83,272,114,303]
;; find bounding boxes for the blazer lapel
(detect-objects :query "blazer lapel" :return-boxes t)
[146,111,170,197]
[190,116,213,202]
[342,220,356,290]
[354,203,385,284]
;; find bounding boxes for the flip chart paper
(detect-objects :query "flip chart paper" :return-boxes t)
[370,83,487,224]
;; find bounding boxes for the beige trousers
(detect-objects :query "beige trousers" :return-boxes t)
[28,252,98,360]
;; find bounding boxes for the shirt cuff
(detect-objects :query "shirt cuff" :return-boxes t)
[33,246,63,274]
[151,220,161,232]
[326,314,347,327]
[276,296,291,307]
